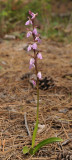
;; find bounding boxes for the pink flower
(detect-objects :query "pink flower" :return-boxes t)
[29,58,35,69]
[27,45,32,51]
[31,14,35,19]
[35,37,41,43]
[33,28,38,35]
[32,43,37,50]
[31,80,36,86]
[29,10,38,20]
[37,72,42,79]
[31,13,38,20]
[25,20,32,25]
[29,10,35,19]
[37,53,42,59]
[29,10,34,17]
[27,31,32,37]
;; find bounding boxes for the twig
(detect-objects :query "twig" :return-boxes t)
[27,155,34,160]
[24,112,31,137]
[16,155,23,160]
[62,138,72,146]
[3,139,5,152]
[62,123,69,139]
[6,153,14,160]
[30,157,57,160]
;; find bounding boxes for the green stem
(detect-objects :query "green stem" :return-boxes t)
[36,79,39,121]
[32,78,39,148]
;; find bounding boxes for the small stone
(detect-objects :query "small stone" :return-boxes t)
[1,61,6,65]
[4,34,16,40]
[59,108,68,113]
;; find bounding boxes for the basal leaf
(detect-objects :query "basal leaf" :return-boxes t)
[29,148,34,155]
[23,146,29,154]
[32,137,63,155]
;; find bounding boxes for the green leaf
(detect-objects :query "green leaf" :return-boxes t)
[23,146,29,154]
[32,120,38,148]
[32,137,63,155]
[29,148,33,155]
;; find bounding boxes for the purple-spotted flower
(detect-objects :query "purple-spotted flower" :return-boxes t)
[37,72,42,79]
[35,37,41,43]
[27,45,32,51]
[25,20,32,25]
[29,58,35,69]
[27,31,32,38]
[37,53,42,59]
[32,43,37,50]
[33,28,38,35]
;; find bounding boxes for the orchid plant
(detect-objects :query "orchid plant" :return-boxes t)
[23,11,62,156]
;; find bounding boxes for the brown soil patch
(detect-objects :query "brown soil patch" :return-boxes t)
[0,39,72,160]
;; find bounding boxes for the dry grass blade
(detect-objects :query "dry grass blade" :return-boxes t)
[24,112,31,137]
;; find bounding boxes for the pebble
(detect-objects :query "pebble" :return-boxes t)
[59,108,68,113]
